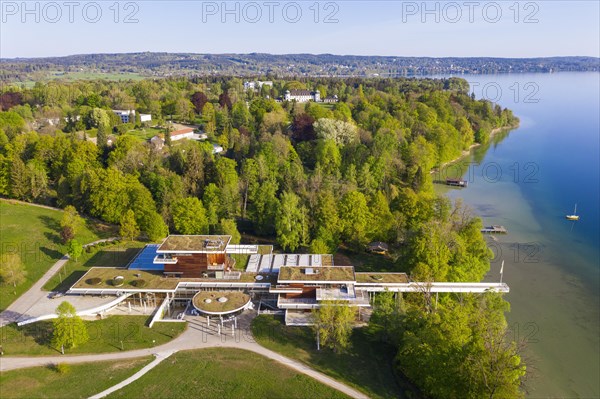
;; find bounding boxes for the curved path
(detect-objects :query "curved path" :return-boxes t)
[0,313,369,399]
[0,237,119,327]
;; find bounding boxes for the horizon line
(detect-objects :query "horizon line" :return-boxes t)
[2,52,599,61]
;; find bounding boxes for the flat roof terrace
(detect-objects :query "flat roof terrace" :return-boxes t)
[192,291,251,315]
[71,267,275,292]
[157,235,231,253]
[72,268,179,291]
[278,266,355,283]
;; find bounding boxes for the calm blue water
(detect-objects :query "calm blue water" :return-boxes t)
[435,72,599,397]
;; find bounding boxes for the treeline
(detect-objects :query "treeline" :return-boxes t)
[2,53,599,82]
[0,76,525,395]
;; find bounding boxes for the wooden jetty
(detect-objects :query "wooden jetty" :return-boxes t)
[481,225,508,234]
[446,178,468,187]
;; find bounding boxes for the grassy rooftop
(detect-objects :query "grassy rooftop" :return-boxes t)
[192,291,251,314]
[72,267,273,291]
[72,268,179,290]
[354,272,409,284]
[158,235,231,252]
[278,266,355,282]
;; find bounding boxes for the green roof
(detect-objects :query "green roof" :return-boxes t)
[72,268,179,290]
[278,266,355,282]
[192,291,251,314]
[158,235,231,253]
[71,267,274,291]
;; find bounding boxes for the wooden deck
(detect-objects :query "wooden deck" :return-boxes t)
[481,225,508,234]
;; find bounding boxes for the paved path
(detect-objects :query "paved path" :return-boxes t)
[88,351,176,399]
[0,313,369,399]
[0,238,119,327]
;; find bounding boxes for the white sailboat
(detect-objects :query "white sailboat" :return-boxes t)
[566,204,580,221]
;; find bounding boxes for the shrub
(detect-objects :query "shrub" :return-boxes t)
[86,277,102,285]
[53,363,71,374]
[110,276,125,287]
[130,279,147,288]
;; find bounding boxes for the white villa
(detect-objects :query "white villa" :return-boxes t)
[112,110,152,124]
[284,90,320,103]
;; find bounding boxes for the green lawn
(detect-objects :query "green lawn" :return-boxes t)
[0,200,116,311]
[107,348,349,399]
[43,240,146,292]
[0,357,152,399]
[230,253,249,271]
[0,315,186,356]
[125,127,163,141]
[252,315,405,399]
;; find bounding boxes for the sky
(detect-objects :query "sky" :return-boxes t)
[1,1,599,58]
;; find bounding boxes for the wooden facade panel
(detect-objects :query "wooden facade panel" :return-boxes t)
[164,253,209,278]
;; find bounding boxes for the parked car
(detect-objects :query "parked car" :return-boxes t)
[48,291,64,299]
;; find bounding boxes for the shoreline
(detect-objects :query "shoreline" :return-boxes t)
[430,123,519,175]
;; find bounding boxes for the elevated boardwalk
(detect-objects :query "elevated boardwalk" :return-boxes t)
[358,282,509,293]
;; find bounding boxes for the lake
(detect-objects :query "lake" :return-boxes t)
[435,72,599,398]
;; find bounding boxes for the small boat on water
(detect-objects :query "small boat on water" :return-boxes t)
[566,204,580,221]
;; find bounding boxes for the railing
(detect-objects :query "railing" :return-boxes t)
[316,288,370,305]
[277,297,319,309]
[278,297,318,304]
[222,271,242,280]
[153,255,178,264]
[269,285,304,293]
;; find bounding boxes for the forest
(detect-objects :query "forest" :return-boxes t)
[0,75,525,397]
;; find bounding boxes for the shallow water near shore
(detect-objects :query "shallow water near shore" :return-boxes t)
[435,72,599,398]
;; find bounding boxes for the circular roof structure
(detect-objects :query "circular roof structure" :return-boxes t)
[192,291,251,315]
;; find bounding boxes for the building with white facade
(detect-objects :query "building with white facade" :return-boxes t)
[112,110,152,123]
[284,90,320,103]
[170,127,195,141]
[244,81,273,91]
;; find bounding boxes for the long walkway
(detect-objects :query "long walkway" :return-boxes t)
[0,238,118,327]
[0,312,369,399]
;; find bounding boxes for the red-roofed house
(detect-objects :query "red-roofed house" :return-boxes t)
[170,128,195,141]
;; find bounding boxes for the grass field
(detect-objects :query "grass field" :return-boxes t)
[43,240,146,292]
[0,200,116,311]
[125,127,163,141]
[252,315,405,399]
[0,357,152,399]
[107,347,349,399]
[0,315,186,356]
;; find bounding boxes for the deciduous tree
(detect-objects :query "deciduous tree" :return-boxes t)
[313,300,356,353]
[120,209,140,241]
[66,239,83,262]
[275,191,303,252]
[0,253,27,287]
[170,197,209,235]
[51,301,89,352]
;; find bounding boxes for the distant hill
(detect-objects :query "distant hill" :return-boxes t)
[1,52,598,82]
